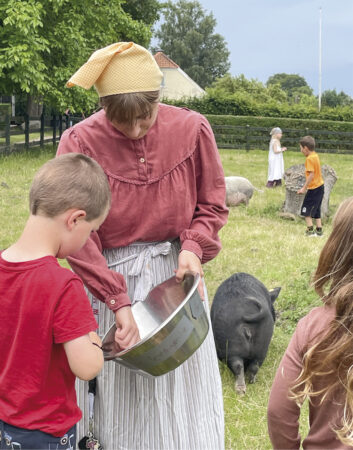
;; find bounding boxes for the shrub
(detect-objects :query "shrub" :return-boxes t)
[165,93,353,122]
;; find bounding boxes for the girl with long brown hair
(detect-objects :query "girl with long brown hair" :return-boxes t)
[268,196,353,449]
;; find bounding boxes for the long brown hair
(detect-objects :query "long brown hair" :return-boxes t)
[290,196,353,445]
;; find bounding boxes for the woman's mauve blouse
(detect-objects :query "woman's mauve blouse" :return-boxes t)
[268,306,348,449]
[57,104,228,311]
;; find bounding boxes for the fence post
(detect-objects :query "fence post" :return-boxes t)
[52,114,57,145]
[245,125,250,152]
[59,115,63,138]
[65,113,69,130]
[40,111,45,147]
[24,113,29,149]
[5,109,10,148]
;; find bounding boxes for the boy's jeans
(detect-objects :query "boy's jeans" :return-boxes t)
[0,420,76,450]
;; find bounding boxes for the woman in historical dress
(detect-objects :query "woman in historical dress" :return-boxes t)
[57,42,228,450]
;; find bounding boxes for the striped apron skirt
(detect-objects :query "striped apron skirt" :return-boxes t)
[76,240,224,450]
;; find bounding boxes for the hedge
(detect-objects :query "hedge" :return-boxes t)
[165,95,353,122]
[204,115,353,153]
[205,114,353,133]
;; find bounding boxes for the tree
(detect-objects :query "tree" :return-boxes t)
[266,73,313,100]
[0,0,162,114]
[321,89,353,108]
[207,74,287,104]
[122,0,161,27]
[153,0,230,89]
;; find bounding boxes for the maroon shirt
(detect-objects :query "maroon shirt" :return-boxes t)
[268,306,349,449]
[57,104,228,311]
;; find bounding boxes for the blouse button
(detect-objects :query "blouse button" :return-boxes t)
[139,157,145,163]
[110,299,116,305]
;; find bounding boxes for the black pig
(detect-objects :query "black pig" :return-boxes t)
[210,272,280,395]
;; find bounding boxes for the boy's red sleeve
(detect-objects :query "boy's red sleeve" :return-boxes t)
[53,278,98,343]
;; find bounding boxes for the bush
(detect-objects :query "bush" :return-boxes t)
[165,93,353,121]
[204,114,353,153]
[205,114,353,132]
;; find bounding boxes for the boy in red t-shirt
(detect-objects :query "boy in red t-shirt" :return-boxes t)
[0,153,111,449]
[297,135,325,236]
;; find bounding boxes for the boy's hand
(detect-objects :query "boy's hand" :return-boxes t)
[297,187,306,194]
[175,250,205,300]
[114,306,140,349]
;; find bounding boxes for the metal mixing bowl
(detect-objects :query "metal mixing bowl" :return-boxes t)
[101,272,209,377]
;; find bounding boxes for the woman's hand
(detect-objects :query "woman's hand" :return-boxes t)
[282,147,287,152]
[175,250,205,300]
[114,306,140,349]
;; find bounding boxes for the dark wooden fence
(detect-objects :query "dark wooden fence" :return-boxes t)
[1,106,353,155]
[0,108,81,154]
[212,124,353,154]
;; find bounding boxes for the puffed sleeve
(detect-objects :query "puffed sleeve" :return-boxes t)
[267,323,304,449]
[57,129,131,311]
[180,116,228,263]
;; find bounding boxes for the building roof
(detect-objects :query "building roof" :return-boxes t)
[154,52,179,69]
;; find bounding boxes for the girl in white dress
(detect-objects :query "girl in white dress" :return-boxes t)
[267,127,287,187]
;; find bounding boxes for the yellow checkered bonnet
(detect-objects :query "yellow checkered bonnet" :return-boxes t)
[66,42,163,97]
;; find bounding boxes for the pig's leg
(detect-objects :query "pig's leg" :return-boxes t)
[247,361,259,384]
[229,358,246,395]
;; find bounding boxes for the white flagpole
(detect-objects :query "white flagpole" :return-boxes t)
[318,7,322,111]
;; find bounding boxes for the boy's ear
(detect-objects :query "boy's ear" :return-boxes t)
[67,209,87,230]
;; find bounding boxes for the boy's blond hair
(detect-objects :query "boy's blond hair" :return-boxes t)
[29,153,111,221]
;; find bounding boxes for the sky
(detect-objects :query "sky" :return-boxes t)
[163,0,353,96]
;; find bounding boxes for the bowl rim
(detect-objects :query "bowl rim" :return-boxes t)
[103,271,201,358]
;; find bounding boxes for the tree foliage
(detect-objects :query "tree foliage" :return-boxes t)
[266,73,313,100]
[321,89,353,108]
[164,71,353,122]
[121,0,161,27]
[0,0,162,114]
[208,74,288,104]
[154,0,230,89]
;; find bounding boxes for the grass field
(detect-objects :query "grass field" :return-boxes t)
[1,146,353,449]
[0,131,53,145]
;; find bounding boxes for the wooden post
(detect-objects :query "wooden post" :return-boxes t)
[59,115,63,138]
[40,111,45,147]
[52,114,57,145]
[5,109,10,148]
[24,113,29,149]
[245,125,250,152]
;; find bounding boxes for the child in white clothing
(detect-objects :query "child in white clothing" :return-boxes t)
[266,127,287,188]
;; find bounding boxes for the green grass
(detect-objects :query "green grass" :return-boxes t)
[0,146,57,246]
[1,146,352,449]
[0,131,53,145]
[203,148,353,448]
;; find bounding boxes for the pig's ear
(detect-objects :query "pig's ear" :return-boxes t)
[269,287,281,303]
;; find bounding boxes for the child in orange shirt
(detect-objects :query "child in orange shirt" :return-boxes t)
[297,136,324,236]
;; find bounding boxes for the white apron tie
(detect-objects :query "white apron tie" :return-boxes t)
[107,241,172,303]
